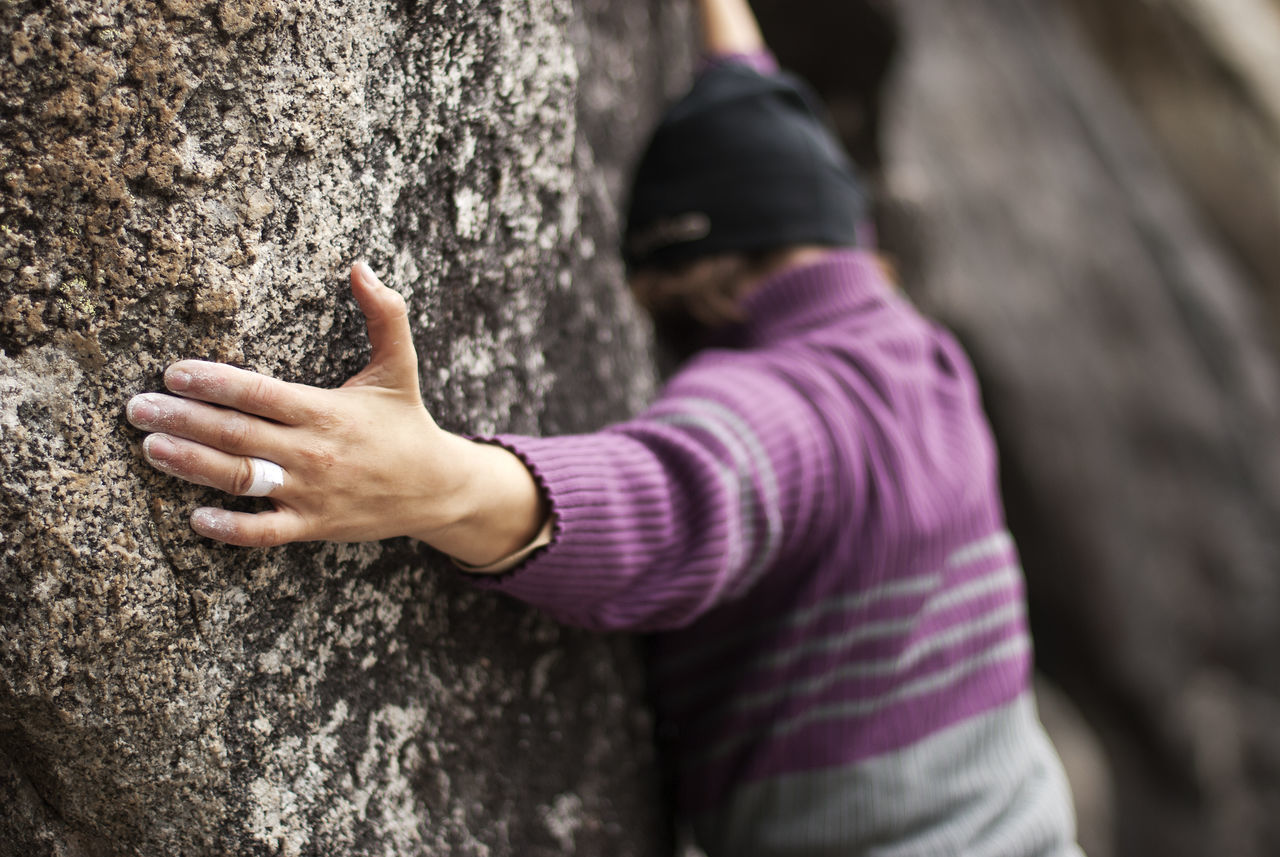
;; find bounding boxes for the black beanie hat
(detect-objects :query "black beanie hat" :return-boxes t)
[623,63,867,271]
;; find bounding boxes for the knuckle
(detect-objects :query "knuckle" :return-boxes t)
[297,442,337,472]
[230,457,255,496]
[254,516,298,548]
[251,523,280,547]
[217,414,252,451]
[245,373,277,411]
[310,406,343,432]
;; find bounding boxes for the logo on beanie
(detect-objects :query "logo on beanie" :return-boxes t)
[626,212,712,260]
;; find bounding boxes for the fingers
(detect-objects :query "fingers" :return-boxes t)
[162,360,318,425]
[135,412,310,547]
[191,506,308,547]
[348,262,419,390]
[127,393,291,460]
[140,432,290,498]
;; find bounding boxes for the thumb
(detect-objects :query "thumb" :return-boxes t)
[347,262,419,392]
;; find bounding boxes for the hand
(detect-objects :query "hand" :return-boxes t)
[126,263,546,564]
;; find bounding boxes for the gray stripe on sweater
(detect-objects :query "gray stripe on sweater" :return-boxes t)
[648,414,750,586]
[666,563,1023,711]
[652,397,783,597]
[702,456,748,585]
[658,529,1012,677]
[692,692,1083,857]
[672,397,784,595]
[759,562,1019,675]
[718,599,1026,720]
[949,530,1013,567]
[696,635,1031,763]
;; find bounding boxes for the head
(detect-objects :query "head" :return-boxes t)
[625,245,835,368]
[622,62,868,351]
[628,245,831,325]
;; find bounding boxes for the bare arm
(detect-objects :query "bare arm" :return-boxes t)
[125,263,546,567]
[696,0,766,57]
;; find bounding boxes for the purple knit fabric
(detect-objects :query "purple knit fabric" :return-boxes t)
[697,49,780,76]
[478,250,1031,816]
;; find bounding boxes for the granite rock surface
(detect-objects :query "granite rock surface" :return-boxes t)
[0,1,690,854]
[1062,0,1280,318]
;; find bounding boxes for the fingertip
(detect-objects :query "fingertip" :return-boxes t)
[125,394,147,426]
[191,506,235,541]
[166,358,211,372]
[141,432,176,463]
[352,263,408,321]
[352,261,381,290]
[164,364,193,392]
[165,359,220,393]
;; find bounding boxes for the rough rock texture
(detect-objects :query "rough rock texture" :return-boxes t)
[1061,0,1280,318]
[880,2,1280,856]
[0,0,691,854]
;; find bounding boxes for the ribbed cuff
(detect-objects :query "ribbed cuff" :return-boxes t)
[460,428,733,632]
[697,49,779,76]
[457,433,662,624]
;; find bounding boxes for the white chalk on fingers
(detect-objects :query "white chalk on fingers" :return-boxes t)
[191,507,235,540]
[243,457,285,497]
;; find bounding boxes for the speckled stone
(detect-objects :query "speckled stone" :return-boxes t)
[0,1,692,854]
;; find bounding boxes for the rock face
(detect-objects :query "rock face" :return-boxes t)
[1061,0,1280,318]
[0,1,690,854]
[879,2,1280,856]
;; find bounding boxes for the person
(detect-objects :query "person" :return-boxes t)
[125,0,1085,853]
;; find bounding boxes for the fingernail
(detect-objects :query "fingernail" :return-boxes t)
[142,433,176,462]
[127,395,159,426]
[165,367,191,392]
[354,261,379,287]
[191,507,232,539]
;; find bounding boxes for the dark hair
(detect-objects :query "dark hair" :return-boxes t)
[630,248,899,367]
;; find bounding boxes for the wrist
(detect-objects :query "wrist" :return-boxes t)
[409,434,549,567]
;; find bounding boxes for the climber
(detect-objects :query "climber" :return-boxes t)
[125,0,1084,853]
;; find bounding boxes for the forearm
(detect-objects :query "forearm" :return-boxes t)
[696,0,766,57]
[471,354,850,632]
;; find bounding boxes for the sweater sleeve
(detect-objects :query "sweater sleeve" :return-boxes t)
[470,353,853,632]
[696,48,779,76]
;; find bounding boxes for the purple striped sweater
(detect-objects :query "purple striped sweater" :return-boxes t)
[480,251,1081,855]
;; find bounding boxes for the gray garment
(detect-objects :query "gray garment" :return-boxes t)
[693,692,1084,857]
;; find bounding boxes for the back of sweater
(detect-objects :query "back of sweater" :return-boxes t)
[483,251,1082,856]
